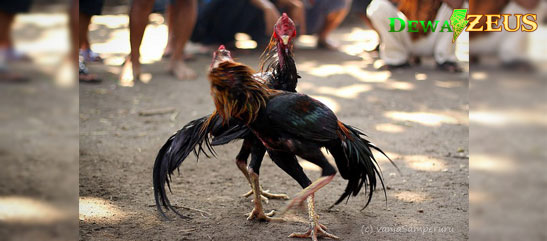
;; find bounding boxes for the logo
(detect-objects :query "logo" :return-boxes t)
[388,9,538,42]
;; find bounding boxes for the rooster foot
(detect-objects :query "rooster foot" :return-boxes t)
[289,220,339,241]
[243,187,290,204]
[246,208,282,222]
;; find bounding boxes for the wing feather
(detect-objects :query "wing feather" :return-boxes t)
[266,93,338,142]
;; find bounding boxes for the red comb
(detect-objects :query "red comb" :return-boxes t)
[282,13,288,18]
[218,45,225,50]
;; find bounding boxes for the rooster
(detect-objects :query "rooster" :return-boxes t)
[153,14,299,220]
[208,46,393,240]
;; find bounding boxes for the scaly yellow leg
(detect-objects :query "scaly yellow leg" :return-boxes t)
[237,159,289,203]
[246,168,285,222]
[288,194,339,241]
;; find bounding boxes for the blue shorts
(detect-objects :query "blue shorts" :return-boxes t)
[305,0,349,35]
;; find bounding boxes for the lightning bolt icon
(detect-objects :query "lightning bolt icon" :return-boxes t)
[450,9,469,43]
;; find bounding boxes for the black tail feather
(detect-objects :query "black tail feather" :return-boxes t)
[210,123,251,146]
[153,115,219,219]
[328,123,394,210]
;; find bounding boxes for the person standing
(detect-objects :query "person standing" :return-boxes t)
[0,0,33,82]
[120,0,197,82]
[367,0,463,72]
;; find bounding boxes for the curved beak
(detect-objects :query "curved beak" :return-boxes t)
[281,35,290,45]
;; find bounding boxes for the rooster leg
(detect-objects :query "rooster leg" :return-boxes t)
[246,168,284,222]
[280,174,335,215]
[288,194,339,241]
[239,137,289,202]
[280,149,337,215]
[236,160,270,203]
[235,139,269,203]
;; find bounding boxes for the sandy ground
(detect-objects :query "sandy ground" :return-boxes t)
[0,10,78,241]
[0,72,79,240]
[469,63,547,241]
[78,16,469,240]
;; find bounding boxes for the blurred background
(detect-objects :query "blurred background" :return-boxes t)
[0,0,78,240]
[468,1,547,240]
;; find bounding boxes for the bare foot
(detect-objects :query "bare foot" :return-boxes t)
[120,56,140,85]
[317,39,339,50]
[169,59,197,80]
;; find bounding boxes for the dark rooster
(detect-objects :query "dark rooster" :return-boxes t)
[153,14,299,220]
[208,46,393,240]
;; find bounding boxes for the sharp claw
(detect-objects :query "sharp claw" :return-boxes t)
[319,223,327,230]
[261,195,269,204]
[288,230,311,238]
[242,190,253,197]
[263,192,290,200]
[288,223,338,240]
[265,210,276,217]
[243,189,290,200]
[247,208,284,222]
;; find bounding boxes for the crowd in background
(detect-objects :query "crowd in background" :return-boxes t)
[0,0,543,83]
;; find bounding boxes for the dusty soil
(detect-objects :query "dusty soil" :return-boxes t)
[468,62,546,240]
[0,73,79,240]
[79,20,469,240]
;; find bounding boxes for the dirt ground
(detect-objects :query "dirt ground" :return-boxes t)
[468,63,546,241]
[0,71,79,240]
[78,15,469,240]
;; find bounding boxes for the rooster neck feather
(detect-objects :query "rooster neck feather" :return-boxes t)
[209,61,279,125]
[259,37,299,92]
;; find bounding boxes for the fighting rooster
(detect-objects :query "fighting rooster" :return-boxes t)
[208,46,391,240]
[153,14,299,220]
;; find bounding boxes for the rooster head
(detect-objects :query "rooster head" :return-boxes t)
[210,45,233,70]
[273,13,296,47]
